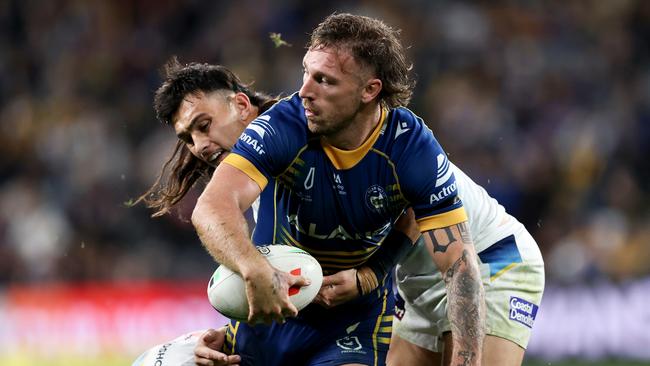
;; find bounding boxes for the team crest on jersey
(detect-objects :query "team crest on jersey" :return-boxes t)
[365,185,388,212]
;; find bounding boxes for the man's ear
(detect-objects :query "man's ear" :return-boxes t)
[232,92,253,121]
[361,78,382,104]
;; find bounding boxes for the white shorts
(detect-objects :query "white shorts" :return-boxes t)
[393,225,545,352]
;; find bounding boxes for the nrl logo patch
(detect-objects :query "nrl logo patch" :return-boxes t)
[336,336,362,351]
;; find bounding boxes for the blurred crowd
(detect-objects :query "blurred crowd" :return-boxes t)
[1,0,648,285]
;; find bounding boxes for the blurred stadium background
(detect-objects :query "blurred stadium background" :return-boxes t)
[1,0,649,365]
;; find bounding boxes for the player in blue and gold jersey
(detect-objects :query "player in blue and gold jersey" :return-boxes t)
[192,13,486,366]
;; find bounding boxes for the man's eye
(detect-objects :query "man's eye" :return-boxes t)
[199,121,210,132]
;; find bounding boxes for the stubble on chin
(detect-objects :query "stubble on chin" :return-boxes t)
[307,119,325,135]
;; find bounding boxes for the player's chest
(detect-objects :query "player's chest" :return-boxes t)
[277,150,405,220]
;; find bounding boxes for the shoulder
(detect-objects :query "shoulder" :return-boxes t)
[263,93,306,126]
[381,107,437,150]
[243,92,308,141]
[381,106,440,159]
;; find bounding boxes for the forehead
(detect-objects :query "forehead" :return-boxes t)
[173,91,227,130]
[303,46,363,77]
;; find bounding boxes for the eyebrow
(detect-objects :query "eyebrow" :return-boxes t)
[304,64,338,82]
[176,113,208,140]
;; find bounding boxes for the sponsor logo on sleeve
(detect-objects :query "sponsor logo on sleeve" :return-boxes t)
[509,296,538,328]
[429,153,458,204]
[240,115,274,155]
[238,133,265,155]
[429,181,457,204]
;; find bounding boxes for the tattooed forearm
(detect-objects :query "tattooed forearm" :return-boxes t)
[444,249,486,366]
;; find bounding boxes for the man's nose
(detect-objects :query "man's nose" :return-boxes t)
[299,77,314,100]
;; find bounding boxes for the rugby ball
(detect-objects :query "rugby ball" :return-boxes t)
[207,245,323,322]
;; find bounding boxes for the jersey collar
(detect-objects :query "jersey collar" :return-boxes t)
[321,108,387,170]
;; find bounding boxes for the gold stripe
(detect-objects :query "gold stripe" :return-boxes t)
[490,262,519,282]
[383,315,394,322]
[417,207,468,231]
[316,258,370,267]
[321,108,387,170]
[377,337,391,344]
[372,288,389,366]
[222,154,268,191]
[321,262,368,270]
[278,144,310,178]
[228,322,240,355]
[280,227,379,256]
[378,326,392,333]
[313,251,377,263]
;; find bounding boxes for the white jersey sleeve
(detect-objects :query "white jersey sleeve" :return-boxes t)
[132,330,205,366]
[451,162,523,253]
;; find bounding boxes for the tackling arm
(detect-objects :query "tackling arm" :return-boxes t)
[192,163,308,323]
[192,163,265,276]
[422,221,486,366]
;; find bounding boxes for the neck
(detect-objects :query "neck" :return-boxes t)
[322,102,382,150]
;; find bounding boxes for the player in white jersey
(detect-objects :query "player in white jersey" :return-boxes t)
[388,163,545,365]
[132,328,240,366]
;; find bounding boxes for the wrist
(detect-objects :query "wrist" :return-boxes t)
[239,255,274,282]
[356,266,379,295]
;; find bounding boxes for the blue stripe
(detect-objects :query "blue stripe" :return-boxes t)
[477,235,522,278]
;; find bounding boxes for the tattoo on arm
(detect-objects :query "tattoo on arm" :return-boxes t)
[426,227,457,253]
[427,222,472,254]
[445,249,485,366]
[458,222,471,244]
[458,350,476,366]
[271,271,282,296]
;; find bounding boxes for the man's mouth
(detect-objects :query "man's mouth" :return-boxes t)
[208,151,222,163]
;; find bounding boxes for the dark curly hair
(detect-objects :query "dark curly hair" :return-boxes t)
[135,57,275,217]
[308,13,415,108]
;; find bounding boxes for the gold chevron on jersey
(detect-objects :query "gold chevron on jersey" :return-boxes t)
[320,108,387,170]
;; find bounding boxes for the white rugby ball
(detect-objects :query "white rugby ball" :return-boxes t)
[207,245,323,322]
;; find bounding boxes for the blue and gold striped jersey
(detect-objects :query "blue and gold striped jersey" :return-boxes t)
[223,93,467,274]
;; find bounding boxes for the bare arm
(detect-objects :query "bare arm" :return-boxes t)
[422,221,485,366]
[192,163,308,323]
[192,163,265,275]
